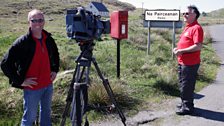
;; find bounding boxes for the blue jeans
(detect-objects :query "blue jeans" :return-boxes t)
[21,84,53,126]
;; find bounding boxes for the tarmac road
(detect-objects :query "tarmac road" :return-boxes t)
[91,24,224,126]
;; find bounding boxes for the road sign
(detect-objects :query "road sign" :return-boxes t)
[143,9,182,57]
[145,10,180,21]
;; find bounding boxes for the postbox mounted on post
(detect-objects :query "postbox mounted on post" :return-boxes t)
[110,10,128,78]
[110,11,128,39]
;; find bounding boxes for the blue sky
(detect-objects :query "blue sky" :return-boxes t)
[119,0,224,12]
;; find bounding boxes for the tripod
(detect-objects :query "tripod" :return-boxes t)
[60,41,126,126]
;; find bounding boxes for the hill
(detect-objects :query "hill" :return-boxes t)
[0,0,135,36]
[208,8,224,18]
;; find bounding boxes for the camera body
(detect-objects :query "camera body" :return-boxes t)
[66,7,110,42]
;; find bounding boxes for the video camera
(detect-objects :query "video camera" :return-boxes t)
[65,6,110,42]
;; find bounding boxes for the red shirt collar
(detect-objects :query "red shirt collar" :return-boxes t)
[186,20,198,27]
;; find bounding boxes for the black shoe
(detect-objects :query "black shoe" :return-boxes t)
[176,103,182,109]
[176,108,194,115]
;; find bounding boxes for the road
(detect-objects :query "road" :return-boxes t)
[92,25,224,126]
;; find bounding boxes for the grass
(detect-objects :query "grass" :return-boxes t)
[0,0,222,125]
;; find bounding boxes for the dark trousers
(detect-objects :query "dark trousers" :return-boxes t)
[178,64,200,110]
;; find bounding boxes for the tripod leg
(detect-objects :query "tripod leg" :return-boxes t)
[70,65,89,126]
[71,84,88,126]
[71,88,81,126]
[60,63,88,126]
[91,58,126,126]
[60,64,79,126]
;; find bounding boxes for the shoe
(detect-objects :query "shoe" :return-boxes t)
[176,103,182,109]
[176,107,194,115]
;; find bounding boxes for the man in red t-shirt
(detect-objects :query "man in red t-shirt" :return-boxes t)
[173,5,203,115]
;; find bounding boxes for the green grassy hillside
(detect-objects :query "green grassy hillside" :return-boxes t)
[0,0,221,125]
[200,8,224,25]
[208,8,224,17]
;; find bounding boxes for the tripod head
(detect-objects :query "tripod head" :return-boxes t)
[76,40,95,63]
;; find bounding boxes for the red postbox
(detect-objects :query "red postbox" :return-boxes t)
[110,11,128,39]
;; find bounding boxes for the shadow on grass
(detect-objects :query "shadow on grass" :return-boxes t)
[197,73,214,83]
[139,80,180,97]
[152,80,180,97]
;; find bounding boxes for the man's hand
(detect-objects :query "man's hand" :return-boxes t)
[173,43,202,56]
[50,72,57,81]
[21,77,37,88]
[173,48,183,56]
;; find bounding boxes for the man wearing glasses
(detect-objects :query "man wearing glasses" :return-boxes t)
[173,5,204,115]
[1,9,59,125]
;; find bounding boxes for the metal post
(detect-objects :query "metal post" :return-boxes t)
[117,39,121,78]
[172,21,176,59]
[147,21,151,55]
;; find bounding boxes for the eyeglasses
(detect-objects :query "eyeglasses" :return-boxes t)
[30,19,44,23]
[182,12,189,16]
